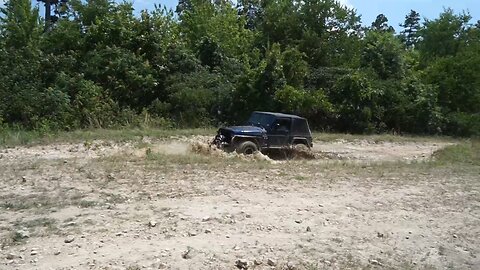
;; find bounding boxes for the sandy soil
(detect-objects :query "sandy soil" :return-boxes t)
[0,137,478,270]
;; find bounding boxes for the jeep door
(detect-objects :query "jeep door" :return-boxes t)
[268,117,291,147]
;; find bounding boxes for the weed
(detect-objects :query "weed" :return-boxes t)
[14,217,57,229]
[135,141,152,149]
[77,200,97,208]
[6,217,60,243]
[0,189,89,212]
[101,192,127,204]
[2,230,28,245]
[294,175,309,181]
[1,194,55,211]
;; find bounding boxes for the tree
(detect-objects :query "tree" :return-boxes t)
[418,8,471,61]
[179,0,253,59]
[69,0,114,27]
[299,0,362,67]
[331,71,381,133]
[0,0,41,48]
[361,31,405,80]
[257,43,286,99]
[424,46,480,115]
[371,14,395,33]
[0,0,51,129]
[281,47,308,88]
[176,0,193,16]
[400,10,421,49]
[0,0,478,135]
[236,0,263,30]
[37,0,69,31]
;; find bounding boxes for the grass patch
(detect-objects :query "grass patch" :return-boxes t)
[1,194,56,211]
[14,217,57,229]
[0,127,216,147]
[101,192,128,204]
[0,189,88,211]
[294,175,309,181]
[313,132,454,143]
[433,140,480,166]
[77,200,98,208]
[3,217,60,245]
[146,151,214,165]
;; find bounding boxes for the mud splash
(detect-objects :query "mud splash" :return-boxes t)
[188,138,277,163]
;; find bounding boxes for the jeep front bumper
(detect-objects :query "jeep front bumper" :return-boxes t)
[212,134,230,149]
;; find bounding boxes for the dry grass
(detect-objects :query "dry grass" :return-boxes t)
[0,127,216,147]
[313,132,456,143]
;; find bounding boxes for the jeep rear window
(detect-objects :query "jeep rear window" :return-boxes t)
[247,113,275,128]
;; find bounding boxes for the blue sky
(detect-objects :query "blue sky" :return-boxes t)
[130,0,479,31]
[347,0,479,29]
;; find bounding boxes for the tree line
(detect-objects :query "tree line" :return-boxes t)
[0,0,479,135]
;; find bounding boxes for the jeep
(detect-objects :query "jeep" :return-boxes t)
[213,111,313,155]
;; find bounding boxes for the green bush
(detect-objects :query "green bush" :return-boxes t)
[446,112,480,136]
[0,0,478,137]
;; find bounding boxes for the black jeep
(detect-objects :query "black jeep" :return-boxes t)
[213,111,313,155]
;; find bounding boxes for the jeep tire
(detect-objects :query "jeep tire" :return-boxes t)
[236,141,258,155]
[293,143,310,152]
[290,143,315,159]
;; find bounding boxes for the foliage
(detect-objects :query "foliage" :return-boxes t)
[361,31,405,79]
[0,0,478,136]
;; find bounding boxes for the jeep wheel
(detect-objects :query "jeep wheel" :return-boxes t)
[294,143,309,152]
[236,141,258,155]
[290,143,315,159]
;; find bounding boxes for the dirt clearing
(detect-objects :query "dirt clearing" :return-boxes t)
[0,135,478,270]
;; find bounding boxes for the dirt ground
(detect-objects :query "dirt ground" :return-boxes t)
[0,136,479,270]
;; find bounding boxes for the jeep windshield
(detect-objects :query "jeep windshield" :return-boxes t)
[246,112,275,129]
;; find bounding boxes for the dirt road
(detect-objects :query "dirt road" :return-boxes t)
[1,137,478,269]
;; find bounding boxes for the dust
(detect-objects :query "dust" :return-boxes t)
[288,147,316,160]
[150,142,190,156]
[189,139,226,158]
[188,138,277,163]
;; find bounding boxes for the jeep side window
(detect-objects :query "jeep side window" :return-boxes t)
[273,118,291,133]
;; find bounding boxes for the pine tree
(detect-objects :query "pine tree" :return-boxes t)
[371,14,395,33]
[400,10,421,49]
[0,0,41,48]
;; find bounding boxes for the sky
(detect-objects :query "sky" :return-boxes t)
[129,0,479,31]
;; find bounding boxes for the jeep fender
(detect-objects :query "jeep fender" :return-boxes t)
[231,135,261,149]
[292,137,311,148]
